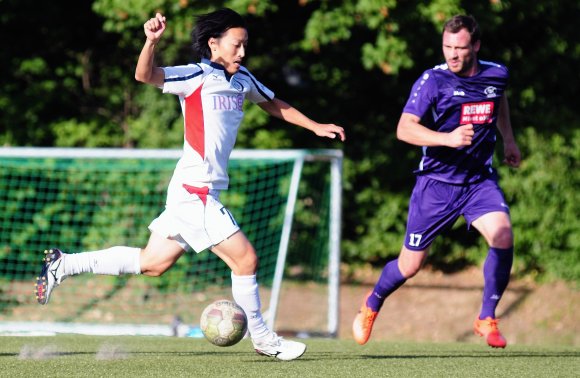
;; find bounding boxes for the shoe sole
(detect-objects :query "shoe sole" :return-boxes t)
[254,344,307,361]
[35,249,61,305]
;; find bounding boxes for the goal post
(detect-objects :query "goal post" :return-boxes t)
[0,147,342,337]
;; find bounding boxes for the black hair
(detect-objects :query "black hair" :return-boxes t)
[443,15,481,45]
[191,8,247,59]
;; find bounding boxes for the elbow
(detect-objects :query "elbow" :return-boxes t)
[396,129,403,141]
[135,68,157,84]
[396,127,407,142]
[135,72,147,83]
[395,117,408,142]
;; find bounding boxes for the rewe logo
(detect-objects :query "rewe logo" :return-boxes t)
[460,101,494,124]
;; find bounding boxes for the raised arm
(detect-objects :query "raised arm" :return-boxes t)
[396,112,474,148]
[258,98,345,141]
[135,13,167,87]
[496,95,521,167]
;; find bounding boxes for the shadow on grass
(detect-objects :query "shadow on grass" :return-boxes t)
[358,351,580,359]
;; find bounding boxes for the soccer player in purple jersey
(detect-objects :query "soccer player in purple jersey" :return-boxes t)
[353,15,521,348]
[34,8,345,361]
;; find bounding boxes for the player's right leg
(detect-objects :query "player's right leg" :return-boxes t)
[35,246,143,305]
[353,176,462,344]
[35,248,66,305]
[354,176,458,344]
[35,233,185,305]
[139,232,187,277]
[353,247,427,345]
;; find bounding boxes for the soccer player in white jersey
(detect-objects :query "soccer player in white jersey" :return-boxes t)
[34,8,345,361]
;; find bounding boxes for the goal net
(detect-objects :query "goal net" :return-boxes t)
[0,148,342,338]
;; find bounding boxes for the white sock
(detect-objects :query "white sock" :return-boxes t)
[62,246,141,276]
[231,272,269,339]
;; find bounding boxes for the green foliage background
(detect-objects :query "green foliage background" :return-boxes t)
[1,0,578,282]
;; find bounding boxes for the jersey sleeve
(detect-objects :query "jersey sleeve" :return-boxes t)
[161,64,204,96]
[238,68,275,103]
[402,69,438,119]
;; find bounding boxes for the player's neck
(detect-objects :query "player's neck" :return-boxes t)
[460,60,480,78]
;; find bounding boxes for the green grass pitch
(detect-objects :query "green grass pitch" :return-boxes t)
[1,335,578,377]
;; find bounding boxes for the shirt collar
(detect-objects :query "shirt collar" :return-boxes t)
[201,58,233,81]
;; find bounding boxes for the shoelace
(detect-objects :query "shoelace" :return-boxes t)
[48,255,63,284]
[480,318,500,333]
[362,307,377,328]
[257,333,282,347]
[269,333,282,346]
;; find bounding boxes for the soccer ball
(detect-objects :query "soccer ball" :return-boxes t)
[200,299,248,347]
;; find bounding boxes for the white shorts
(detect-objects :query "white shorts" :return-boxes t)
[148,187,240,253]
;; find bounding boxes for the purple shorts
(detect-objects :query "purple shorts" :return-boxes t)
[404,175,510,251]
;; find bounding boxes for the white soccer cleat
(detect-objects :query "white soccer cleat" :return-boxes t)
[35,248,67,305]
[252,332,306,361]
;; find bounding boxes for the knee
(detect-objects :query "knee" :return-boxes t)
[399,261,422,278]
[139,252,171,277]
[228,243,258,276]
[212,234,259,276]
[398,248,427,278]
[144,269,167,277]
[490,227,514,249]
[141,265,168,277]
[237,248,258,275]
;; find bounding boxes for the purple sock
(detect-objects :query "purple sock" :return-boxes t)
[367,259,407,312]
[480,247,513,319]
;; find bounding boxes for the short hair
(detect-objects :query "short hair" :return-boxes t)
[191,8,247,59]
[443,15,481,45]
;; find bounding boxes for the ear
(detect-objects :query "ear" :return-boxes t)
[208,37,218,52]
[473,40,481,53]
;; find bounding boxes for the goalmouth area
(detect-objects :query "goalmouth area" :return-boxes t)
[0,147,342,338]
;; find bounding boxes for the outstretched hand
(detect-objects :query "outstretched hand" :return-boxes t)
[314,123,346,142]
[144,13,166,43]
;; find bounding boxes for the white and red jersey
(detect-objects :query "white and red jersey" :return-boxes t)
[161,59,274,198]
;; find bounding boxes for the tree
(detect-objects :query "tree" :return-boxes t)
[1,0,578,281]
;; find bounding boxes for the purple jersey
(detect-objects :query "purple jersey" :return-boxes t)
[402,60,509,184]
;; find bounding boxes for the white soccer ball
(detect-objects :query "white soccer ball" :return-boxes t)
[200,299,248,347]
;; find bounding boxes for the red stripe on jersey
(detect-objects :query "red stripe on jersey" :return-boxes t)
[184,84,205,159]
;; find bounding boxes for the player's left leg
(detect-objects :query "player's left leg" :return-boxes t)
[211,230,306,361]
[471,210,514,348]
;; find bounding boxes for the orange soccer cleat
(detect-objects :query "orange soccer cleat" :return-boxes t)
[352,291,379,345]
[474,317,507,348]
